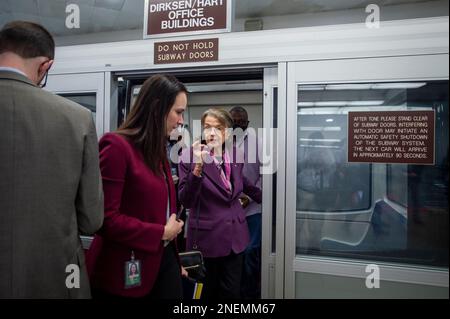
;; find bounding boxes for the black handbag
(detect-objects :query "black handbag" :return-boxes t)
[179,201,206,282]
[179,250,206,282]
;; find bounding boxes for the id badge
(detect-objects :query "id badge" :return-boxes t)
[124,251,142,289]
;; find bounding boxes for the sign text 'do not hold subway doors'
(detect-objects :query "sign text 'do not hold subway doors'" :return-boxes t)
[144,0,232,38]
[154,38,219,64]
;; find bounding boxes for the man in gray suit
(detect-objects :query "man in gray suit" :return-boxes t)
[0,21,103,298]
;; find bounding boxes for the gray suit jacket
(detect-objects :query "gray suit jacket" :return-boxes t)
[0,71,103,299]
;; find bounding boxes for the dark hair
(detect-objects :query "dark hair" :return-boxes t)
[118,74,187,176]
[0,21,55,59]
[129,263,138,273]
[230,106,248,117]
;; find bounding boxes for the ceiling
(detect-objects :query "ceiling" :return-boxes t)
[235,0,438,17]
[0,0,444,37]
[0,0,146,36]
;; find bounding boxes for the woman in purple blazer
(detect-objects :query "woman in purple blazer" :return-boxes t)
[178,109,262,299]
[87,74,187,298]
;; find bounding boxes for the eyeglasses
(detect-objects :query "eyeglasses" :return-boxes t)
[204,126,224,134]
[38,59,52,88]
[39,70,49,88]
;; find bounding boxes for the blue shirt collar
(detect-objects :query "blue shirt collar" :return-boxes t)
[0,66,27,77]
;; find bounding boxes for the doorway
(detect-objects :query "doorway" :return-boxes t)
[117,67,278,299]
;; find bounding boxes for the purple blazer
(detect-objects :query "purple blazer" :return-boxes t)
[178,148,262,258]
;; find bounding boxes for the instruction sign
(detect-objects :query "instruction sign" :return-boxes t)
[154,38,219,64]
[348,111,435,165]
[144,0,231,38]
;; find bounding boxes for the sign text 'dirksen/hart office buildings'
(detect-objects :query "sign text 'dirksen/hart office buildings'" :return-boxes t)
[348,111,435,165]
[144,0,230,38]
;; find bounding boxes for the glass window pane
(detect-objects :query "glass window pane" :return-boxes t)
[296,81,449,268]
[60,93,97,124]
[297,114,371,212]
[387,165,408,207]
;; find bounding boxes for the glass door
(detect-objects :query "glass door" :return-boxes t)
[285,55,449,298]
[261,67,280,298]
[45,72,105,137]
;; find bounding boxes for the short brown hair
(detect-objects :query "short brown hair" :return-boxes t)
[0,21,55,59]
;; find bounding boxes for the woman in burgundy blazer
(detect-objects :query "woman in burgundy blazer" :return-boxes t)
[86,75,187,298]
[178,109,262,299]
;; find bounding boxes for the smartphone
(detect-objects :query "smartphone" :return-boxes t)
[201,139,207,145]
[176,205,184,221]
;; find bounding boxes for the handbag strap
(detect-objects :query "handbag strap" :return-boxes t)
[193,199,200,250]
[191,162,203,250]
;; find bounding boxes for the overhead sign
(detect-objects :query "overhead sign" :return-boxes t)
[348,111,435,165]
[154,38,219,64]
[144,0,231,38]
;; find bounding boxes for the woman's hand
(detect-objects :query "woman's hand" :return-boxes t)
[181,266,189,278]
[192,140,208,177]
[239,195,250,208]
[162,214,184,242]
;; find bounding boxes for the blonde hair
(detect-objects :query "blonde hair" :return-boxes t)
[201,108,233,129]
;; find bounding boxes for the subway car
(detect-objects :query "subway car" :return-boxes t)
[33,1,450,299]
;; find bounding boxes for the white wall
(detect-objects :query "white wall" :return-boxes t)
[50,16,449,75]
[55,28,142,46]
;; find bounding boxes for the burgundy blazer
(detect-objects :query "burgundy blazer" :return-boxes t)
[86,133,178,297]
[178,148,262,258]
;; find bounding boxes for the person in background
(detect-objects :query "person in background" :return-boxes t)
[178,108,262,299]
[0,21,103,298]
[168,127,190,251]
[230,106,263,299]
[87,74,187,299]
[298,131,337,211]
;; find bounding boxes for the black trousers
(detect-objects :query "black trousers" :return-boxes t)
[241,214,262,299]
[202,252,244,300]
[93,242,182,299]
[148,242,182,299]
